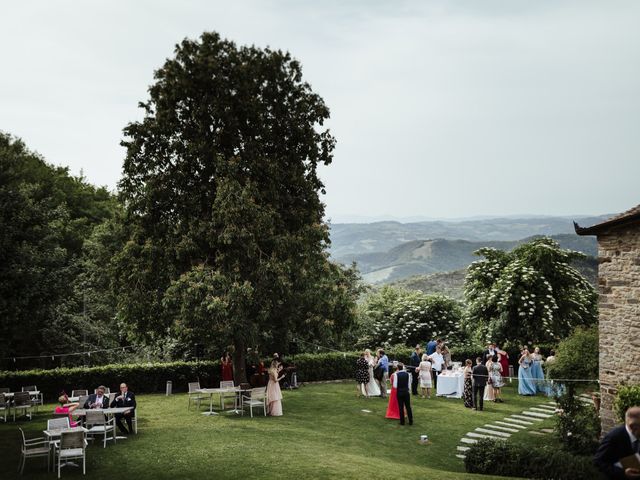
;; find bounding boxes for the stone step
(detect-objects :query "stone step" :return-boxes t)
[495,420,526,430]
[456,454,466,459]
[485,424,519,433]
[460,437,478,444]
[545,401,556,406]
[466,432,498,440]
[507,416,534,425]
[541,428,554,433]
[535,404,557,410]
[529,431,546,436]
[475,427,511,438]
[457,446,470,452]
[531,407,556,414]
[522,411,551,419]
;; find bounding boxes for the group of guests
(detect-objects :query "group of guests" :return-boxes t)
[54,383,137,435]
[462,356,504,411]
[409,341,447,397]
[517,345,553,395]
[355,349,389,398]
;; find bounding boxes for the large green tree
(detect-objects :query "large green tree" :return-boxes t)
[464,237,597,346]
[0,132,118,366]
[116,32,359,382]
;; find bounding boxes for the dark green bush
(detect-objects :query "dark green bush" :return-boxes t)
[464,438,602,479]
[0,361,222,400]
[0,348,417,400]
[614,384,640,422]
[555,391,600,454]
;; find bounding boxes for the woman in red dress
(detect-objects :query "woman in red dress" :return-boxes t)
[221,351,234,382]
[497,348,510,381]
[385,366,403,419]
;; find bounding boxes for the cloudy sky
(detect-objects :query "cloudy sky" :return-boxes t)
[2,1,639,222]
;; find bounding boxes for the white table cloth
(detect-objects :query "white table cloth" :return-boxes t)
[436,372,464,398]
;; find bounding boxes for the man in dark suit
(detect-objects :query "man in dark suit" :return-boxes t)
[394,363,413,426]
[482,342,496,365]
[594,406,640,479]
[471,357,489,411]
[409,345,422,395]
[110,383,137,434]
[83,385,110,409]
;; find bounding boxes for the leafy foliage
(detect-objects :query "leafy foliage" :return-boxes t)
[115,32,360,380]
[614,385,640,423]
[546,326,598,384]
[464,438,601,479]
[464,237,597,345]
[0,132,119,366]
[554,392,600,454]
[358,286,465,348]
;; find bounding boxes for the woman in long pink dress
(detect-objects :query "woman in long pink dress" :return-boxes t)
[266,360,285,416]
[385,368,400,419]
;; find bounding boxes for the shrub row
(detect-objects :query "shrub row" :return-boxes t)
[0,349,418,401]
[464,438,602,480]
[0,343,553,401]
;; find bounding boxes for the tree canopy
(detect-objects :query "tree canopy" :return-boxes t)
[0,132,119,367]
[116,32,360,381]
[464,237,598,346]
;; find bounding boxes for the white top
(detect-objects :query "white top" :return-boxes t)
[429,353,444,372]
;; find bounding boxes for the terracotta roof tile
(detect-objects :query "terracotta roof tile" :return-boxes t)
[575,203,640,235]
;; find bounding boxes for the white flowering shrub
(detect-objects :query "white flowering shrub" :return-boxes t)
[357,286,465,348]
[464,237,597,345]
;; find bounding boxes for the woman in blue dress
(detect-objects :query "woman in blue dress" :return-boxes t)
[531,346,546,394]
[518,348,537,395]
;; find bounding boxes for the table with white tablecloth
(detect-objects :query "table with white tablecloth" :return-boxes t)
[436,372,465,398]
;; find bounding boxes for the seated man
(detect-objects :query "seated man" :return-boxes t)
[110,383,136,434]
[83,385,110,409]
[594,406,640,479]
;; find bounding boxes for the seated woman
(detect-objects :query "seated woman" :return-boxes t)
[54,395,80,427]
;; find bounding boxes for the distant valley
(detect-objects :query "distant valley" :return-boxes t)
[328,215,604,291]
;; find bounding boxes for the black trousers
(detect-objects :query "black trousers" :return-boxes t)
[115,412,134,434]
[473,385,485,410]
[432,369,439,390]
[397,391,413,425]
[411,369,419,395]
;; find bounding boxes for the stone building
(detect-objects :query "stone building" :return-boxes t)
[575,204,640,432]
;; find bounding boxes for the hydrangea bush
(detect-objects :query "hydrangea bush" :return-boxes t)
[464,237,597,345]
[357,286,466,348]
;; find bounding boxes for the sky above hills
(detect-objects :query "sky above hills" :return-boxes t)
[1,1,639,221]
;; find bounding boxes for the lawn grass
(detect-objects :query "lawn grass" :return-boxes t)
[0,381,552,479]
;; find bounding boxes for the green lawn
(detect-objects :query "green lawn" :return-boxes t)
[0,382,554,479]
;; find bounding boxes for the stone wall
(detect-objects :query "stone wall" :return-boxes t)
[596,224,640,432]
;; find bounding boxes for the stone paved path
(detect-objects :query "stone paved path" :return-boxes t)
[454,401,558,460]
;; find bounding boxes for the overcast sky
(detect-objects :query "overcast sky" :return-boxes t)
[2,1,639,222]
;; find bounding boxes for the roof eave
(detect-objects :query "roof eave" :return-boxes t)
[574,214,640,236]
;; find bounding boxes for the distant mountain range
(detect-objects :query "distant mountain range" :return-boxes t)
[329,215,608,258]
[328,215,605,286]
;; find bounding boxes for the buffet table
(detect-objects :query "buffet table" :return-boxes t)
[436,371,465,398]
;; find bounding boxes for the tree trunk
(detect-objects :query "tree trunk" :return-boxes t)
[233,338,247,384]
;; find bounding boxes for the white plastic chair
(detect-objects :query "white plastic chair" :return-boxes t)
[71,389,88,397]
[18,427,50,475]
[54,429,87,478]
[21,386,42,412]
[85,410,116,448]
[187,382,206,410]
[241,387,267,418]
[47,417,70,432]
[0,393,9,422]
[13,392,33,421]
[219,381,236,409]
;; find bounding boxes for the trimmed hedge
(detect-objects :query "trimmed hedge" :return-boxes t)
[614,384,640,422]
[0,361,222,401]
[0,344,553,401]
[464,438,602,480]
[0,349,417,401]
